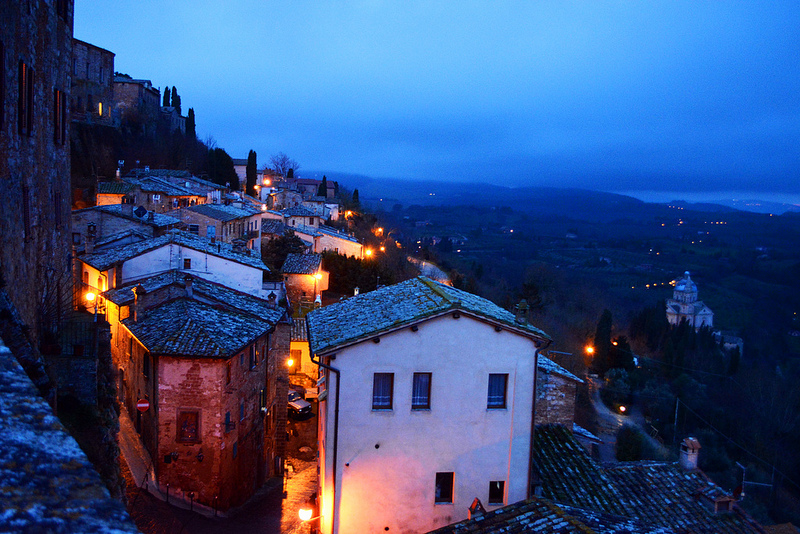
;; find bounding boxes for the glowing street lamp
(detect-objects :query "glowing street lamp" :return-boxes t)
[585,346,595,355]
[619,405,627,414]
[85,292,98,321]
[365,249,373,258]
[298,507,313,521]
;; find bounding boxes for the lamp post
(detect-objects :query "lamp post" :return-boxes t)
[85,291,98,321]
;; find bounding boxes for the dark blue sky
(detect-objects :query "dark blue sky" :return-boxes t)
[76,1,800,201]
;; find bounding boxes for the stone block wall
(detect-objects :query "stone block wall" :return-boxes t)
[535,371,577,427]
[71,39,114,125]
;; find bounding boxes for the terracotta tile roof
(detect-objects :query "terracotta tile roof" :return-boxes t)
[307,276,550,355]
[291,317,307,342]
[534,425,766,534]
[534,425,628,516]
[185,203,259,222]
[122,298,273,358]
[0,341,138,532]
[80,229,269,271]
[103,272,285,325]
[427,496,669,533]
[282,253,322,274]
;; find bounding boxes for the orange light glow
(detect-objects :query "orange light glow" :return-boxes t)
[365,249,373,257]
[380,246,385,252]
[585,346,595,355]
[619,405,627,413]
[286,358,295,368]
[612,341,618,346]
[315,273,323,280]
[85,292,96,302]
[299,507,313,521]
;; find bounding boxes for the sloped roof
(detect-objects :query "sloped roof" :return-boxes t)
[534,425,765,534]
[97,181,136,195]
[127,168,192,178]
[318,224,361,243]
[186,203,259,222]
[122,298,272,358]
[282,206,318,217]
[262,219,286,235]
[103,272,284,325]
[80,230,269,271]
[538,354,583,382]
[307,276,550,355]
[427,496,671,534]
[291,317,307,342]
[282,253,322,275]
[74,203,181,228]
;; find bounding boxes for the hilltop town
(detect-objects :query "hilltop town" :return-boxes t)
[3,2,800,534]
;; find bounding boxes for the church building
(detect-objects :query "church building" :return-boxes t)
[666,271,714,329]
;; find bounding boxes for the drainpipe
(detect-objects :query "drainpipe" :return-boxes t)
[309,348,340,534]
[528,336,552,498]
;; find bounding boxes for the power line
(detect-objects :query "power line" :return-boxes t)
[678,398,800,493]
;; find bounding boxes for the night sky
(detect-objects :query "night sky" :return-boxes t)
[75,1,800,201]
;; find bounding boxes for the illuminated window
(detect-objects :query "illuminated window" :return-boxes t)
[488,481,505,504]
[435,472,454,504]
[372,373,393,410]
[487,374,507,409]
[183,258,191,270]
[177,410,200,443]
[98,101,103,116]
[152,194,161,202]
[411,372,431,410]
[18,61,34,136]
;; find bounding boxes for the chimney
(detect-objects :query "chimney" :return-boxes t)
[267,292,277,309]
[132,284,147,323]
[468,498,486,520]
[86,222,97,254]
[354,287,360,296]
[116,168,121,179]
[680,437,701,470]
[184,275,193,298]
[515,299,529,324]
[148,211,155,221]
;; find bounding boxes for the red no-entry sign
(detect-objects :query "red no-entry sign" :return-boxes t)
[137,399,150,413]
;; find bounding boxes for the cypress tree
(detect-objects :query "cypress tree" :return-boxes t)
[352,188,360,208]
[317,175,328,197]
[171,86,181,115]
[246,150,258,197]
[186,108,196,139]
[162,86,170,107]
[592,309,613,375]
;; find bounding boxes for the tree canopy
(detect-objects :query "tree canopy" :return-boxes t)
[246,150,258,197]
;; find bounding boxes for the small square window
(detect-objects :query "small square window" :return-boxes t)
[412,372,431,410]
[435,472,454,504]
[489,481,505,505]
[188,224,200,235]
[487,374,508,409]
[183,258,191,270]
[372,373,393,410]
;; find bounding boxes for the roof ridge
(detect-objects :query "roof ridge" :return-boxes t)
[417,276,458,306]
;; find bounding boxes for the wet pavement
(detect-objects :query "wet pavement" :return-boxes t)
[120,402,319,534]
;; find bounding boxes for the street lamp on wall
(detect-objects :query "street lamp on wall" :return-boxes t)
[85,291,98,321]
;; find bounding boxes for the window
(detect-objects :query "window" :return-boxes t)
[249,345,257,369]
[487,374,508,409]
[412,373,431,410]
[143,352,150,379]
[53,89,67,144]
[224,411,233,432]
[183,258,191,270]
[232,441,238,459]
[488,481,505,505]
[435,472,454,504]
[207,225,215,237]
[226,360,231,385]
[177,410,200,443]
[372,373,393,410]
[188,224,199,235]
[57,0,69,21]
[18,61,34,136]
[239,402,245,421]
[152,194,161,202]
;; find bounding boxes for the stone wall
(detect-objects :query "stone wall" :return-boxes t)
[71,39,114,125]
[0,0,74,354]
[535,370,578,427]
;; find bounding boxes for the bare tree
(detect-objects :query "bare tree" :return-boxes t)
[268,152,299,177]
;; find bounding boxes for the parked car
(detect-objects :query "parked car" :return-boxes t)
[288,389,312,417]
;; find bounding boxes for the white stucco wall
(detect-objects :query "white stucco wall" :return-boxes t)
[317,313,538,534]
[317,233,363,259]
[120,245,264,296]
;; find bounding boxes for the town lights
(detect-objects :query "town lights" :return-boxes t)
[619,405,627,414]
[365,249,373,257]
[585,346,595,355]
[286,358,295,368]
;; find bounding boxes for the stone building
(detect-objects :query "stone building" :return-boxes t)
[113,75,160,137]
[666,271,714,329]
[172,203,262,249]
[71,38,115,125]
[281,253,328,308]
[0,0,74,357]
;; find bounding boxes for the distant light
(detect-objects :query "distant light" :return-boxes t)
[619,405,627,413]
[585,346,595,355]
[612,341,618,346]
[379,246,385,252]
[365,249,373,257]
